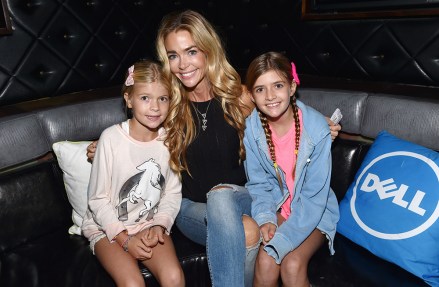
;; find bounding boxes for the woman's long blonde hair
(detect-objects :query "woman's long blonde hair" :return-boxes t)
[245,52,301,181]
[156,10,246,175]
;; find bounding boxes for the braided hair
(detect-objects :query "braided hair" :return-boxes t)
[245,51,301,181]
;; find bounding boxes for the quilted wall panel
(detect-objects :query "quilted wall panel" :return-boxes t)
[0,0,438,106]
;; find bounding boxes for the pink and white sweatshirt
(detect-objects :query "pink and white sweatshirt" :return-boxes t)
[82,121,182,243]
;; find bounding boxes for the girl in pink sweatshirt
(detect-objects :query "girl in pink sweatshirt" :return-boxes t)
[82,60,184,287]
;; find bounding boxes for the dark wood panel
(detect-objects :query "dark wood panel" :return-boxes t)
[0,0,12,35]
[302,0,439,20]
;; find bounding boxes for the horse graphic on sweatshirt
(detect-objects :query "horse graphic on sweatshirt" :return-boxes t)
[117,159,165,222]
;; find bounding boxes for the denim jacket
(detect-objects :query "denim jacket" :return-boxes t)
[244,100,340,263]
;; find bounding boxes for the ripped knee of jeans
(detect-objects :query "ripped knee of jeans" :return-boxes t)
[206,183,236,199]
[242,215,261,248]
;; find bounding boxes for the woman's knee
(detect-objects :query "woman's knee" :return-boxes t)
[207,184,233,200]
[242,215,260,247]
[207,184,251,214]
[206,185,236,213]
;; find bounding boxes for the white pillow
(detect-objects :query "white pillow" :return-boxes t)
[52,141,92,235]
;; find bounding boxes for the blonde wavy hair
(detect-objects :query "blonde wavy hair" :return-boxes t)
[156,10,246,175]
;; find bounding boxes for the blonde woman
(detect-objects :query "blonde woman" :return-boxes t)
[87,10,341,287]
[156,10,260,287]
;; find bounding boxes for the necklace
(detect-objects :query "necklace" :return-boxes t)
[192,99,212,131]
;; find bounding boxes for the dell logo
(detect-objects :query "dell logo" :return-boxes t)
[350,151,439,240]
[360,173,426,216]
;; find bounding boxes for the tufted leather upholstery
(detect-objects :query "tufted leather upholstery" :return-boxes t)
[37,97,126,145]
[298,89,368,134]
[1,0,439,106]
[361,95,439,151]
[299,88,439,151]
[0,114,49,169]
[1,86,435,286]
[0,91,211,287]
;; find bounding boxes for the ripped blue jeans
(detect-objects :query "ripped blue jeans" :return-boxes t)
[175,184,260,287]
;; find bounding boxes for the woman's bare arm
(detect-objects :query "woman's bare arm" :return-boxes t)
[87,141,98,162]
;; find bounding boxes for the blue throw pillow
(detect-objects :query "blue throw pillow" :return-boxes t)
[338,130,439,286]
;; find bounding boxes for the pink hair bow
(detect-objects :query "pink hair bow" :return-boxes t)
[125,65,134,86]
[291,62,300,86]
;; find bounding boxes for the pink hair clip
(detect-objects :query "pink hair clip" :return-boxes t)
[125,65,134,86]
[291,62,300,86]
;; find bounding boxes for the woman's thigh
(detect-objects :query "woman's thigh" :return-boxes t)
[176,185,252,245]
[207,184,252,216]
[175,198,207,245]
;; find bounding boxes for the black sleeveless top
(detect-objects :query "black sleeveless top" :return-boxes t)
[181,98,246,203]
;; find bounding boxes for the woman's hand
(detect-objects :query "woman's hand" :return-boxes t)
[325,117,342,141]
[86,141,98,162]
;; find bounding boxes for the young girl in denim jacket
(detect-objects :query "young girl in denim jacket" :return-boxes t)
[243,51,339,287]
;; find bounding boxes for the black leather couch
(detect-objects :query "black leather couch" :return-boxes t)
[1,86,436,287]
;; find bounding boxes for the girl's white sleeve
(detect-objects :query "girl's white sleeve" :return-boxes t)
[87,132,125,241]
[151,166,182,234]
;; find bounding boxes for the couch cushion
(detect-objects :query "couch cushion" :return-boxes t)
[298,88,368,134]
[330,139,370,201]
[0,229,116,287]
[361,94,439,151]
[0,227,210,287]
[0,114,49,170]
[308,233,428,287]
[0,161,71,252]
[38,97,126,146]
[53,141,93,235]
[338,131,439,286]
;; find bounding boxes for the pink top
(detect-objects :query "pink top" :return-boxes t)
[270,109,303,219]
[82,121,182,242]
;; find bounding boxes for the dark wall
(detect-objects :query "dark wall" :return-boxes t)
[1,0,439,106]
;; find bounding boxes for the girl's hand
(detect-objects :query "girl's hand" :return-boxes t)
[149,225,165,243]
[127,234,153,260]
[260,223,277,245]
[325,117,341,141]
[137,228,156,248]
[137,226,164,248]
[86,140,98,162]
